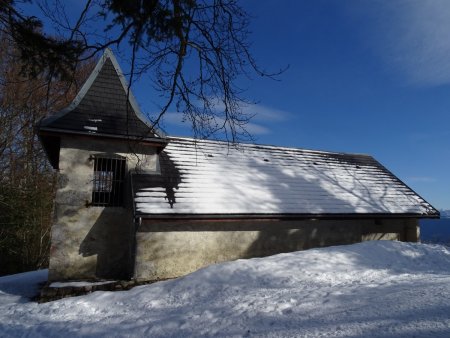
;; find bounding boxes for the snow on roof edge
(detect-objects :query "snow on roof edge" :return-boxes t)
[166,136,373,158]
[136,211,439,219]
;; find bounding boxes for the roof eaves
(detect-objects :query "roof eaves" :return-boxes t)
[39,48,165,139]
[137,212,440,220]
[38,127,168,146]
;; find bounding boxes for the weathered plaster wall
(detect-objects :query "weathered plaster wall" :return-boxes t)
[49,134,421,283]
[134,218,419,281]
[49,135,158,281]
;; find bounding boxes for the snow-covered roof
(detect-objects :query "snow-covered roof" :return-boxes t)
[132,137,438,218]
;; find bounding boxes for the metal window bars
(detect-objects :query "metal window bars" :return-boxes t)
[91,155,126,207]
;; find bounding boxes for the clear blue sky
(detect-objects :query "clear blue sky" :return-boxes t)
[21,1,450,209]
[159,1,450,210]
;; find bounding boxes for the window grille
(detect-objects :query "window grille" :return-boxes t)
[92,155,126,207]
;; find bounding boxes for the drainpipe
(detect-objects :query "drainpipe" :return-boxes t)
[135,217,142,230]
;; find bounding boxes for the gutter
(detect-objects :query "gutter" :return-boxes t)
[39,127,168,149]
[137,212,440,222]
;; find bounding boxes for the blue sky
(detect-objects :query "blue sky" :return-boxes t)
[21,0,450,209]
[159,1,450,210]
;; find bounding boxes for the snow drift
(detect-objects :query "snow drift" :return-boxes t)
[1,241,450,337]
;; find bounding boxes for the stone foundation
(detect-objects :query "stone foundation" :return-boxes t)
[39,279,166,303]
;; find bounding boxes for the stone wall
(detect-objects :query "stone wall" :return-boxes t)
[49,135,158,281]
[134,218,419,281]
[49,133,421,283]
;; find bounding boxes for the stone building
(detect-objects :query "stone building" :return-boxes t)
[38,49,439,282]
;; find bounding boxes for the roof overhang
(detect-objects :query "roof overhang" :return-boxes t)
[39,127,168,147]
[38,127,168,170]
[138,212,440,222]
[39,49,166,139]
[38,132,61,169]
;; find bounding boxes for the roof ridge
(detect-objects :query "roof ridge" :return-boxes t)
[166,136,372,158]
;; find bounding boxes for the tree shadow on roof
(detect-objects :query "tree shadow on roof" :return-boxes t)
[132,152,182,210]
[238,152,423,260]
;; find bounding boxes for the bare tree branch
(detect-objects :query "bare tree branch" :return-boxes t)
[1,0,287,143]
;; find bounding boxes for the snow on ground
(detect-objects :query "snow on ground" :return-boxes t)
[2,241,450,337]
[50,280,116,288]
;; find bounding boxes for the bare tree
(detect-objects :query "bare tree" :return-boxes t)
[0,31,94,275]
[1,0,285,142]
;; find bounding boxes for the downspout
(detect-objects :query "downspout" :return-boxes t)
[135,216,142,230]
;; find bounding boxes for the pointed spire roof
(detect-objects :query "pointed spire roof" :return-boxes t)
[40,48,165,142]
[38,49,167,168]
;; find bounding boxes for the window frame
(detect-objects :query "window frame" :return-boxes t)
[91,154,126,207]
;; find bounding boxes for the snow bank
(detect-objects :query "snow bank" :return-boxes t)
[0,269,47,305]
[1,241,450,337]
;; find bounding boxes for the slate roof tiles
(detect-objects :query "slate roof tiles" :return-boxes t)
[39,49,164,142]
[132,137,438,218]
